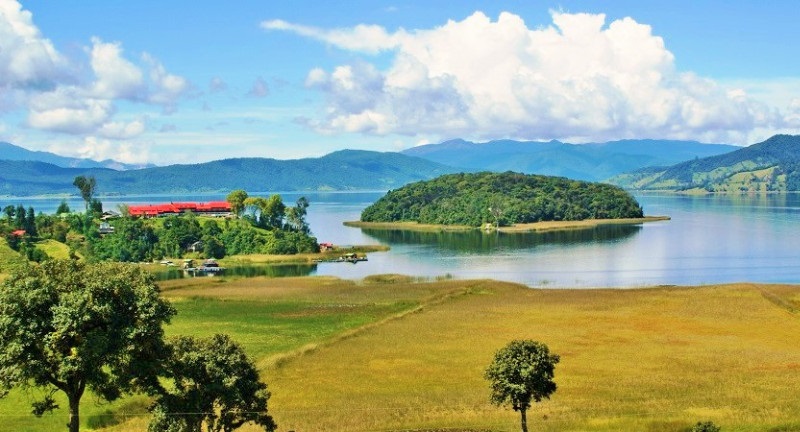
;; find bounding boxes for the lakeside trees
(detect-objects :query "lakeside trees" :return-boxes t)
[0,191,318,265]
[361,172,644,227]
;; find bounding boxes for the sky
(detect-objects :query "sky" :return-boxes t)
[1,0,800,166]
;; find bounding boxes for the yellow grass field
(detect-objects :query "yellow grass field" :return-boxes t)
[6,275,800,431]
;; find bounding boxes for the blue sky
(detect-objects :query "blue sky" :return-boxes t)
[1,1,799,165]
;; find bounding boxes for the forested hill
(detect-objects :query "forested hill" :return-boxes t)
[0,150,460,196]
[402,138,738,181]
[360,172,644,227]
[608,135,800,192]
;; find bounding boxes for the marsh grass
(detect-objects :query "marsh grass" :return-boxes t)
[263,282,800,432]
[4,277,800,431]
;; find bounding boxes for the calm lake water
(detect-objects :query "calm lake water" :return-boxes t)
[3,192,799,288]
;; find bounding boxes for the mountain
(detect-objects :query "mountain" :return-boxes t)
[402,139,739,181]
[0,142,154,170]
[0,150,460,197]
[608,135,800,192]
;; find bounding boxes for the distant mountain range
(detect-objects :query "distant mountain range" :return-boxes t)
[2,136,797,196]
[402,139,739,182]
[608,135,800,192]
[0,142,154,170]
[0,150,458,196]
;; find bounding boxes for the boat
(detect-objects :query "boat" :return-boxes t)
[183,258,226,276]
[313,252,368,264]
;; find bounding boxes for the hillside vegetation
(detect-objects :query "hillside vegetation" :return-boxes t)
[361,172,644,227]
[609,134,800,192]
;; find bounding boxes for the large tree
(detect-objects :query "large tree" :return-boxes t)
[226,189,249,217]
[0,260,176,432]
[485,340,560,432]
[148,334,277,432]
[72,175,97,212]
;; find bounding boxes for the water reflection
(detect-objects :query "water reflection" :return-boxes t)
[359,224,643,253]
[154,263,317,281]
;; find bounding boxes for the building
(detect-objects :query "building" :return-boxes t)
[127,201,232,218]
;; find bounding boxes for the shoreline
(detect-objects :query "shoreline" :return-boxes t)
[344,215,671,233]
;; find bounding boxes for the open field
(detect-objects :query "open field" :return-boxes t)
[3,276,800,431]
[345,216,670,233]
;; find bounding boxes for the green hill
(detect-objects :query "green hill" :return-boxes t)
[0,150,459,196]
[609,135,800,192]
[360,172,643,227]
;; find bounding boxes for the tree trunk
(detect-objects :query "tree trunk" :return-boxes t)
[520,407,529,432]
[68,394,80,432]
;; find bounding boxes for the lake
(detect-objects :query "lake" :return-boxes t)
[3,192,799,288]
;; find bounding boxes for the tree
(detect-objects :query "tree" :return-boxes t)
[3,204,16,223]
[226,189,249,217]
[0,260,176,432]
[56,200,71,215]
[485,340,560,432]
[286,196,310,233]
[25,206,38,237]
[148,334,277,432]
[72,175,97,212]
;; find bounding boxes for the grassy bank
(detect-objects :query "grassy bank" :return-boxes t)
[3,278,800,431]
[345,216,670,233]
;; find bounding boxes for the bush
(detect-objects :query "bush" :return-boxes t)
[690,421,721,432]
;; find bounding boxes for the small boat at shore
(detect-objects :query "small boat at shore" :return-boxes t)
[313,252,368,264]
[183,258,226,276]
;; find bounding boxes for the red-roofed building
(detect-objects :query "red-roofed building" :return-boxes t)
[127,201,232,218]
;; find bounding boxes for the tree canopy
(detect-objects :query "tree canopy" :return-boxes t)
[148,334,276,432]
[485,340,560,432]
[0,260,176,432]
[361,172,644,227]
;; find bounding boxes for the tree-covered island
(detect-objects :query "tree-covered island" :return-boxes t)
[357,172,651,229]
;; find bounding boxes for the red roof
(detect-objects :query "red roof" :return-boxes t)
[128,201,231,217]
[11,229,26,237]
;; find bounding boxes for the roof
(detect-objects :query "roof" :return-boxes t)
[128,201,231,216]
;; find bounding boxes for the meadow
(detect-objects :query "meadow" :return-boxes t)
[3,274,800,431]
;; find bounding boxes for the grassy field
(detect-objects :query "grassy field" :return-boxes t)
[3,276,800,431]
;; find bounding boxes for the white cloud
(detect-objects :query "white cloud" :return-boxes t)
[0,0,188,151]
[89,37,144,99]
[274,10,794,144]
[27,88,113,133]
[142,52,189,106]
[0,0,66,88]
[97,119,145,139]
[262,19,406,54]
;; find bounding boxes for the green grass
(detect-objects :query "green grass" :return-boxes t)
[166,296,414,360]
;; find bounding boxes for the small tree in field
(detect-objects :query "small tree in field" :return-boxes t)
[0,260,176,432]
[485,340,560,432]
[691,421,721,432]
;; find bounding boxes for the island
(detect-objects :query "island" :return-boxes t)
[352,171,666,231]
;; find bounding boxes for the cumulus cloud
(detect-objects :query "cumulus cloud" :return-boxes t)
[0,0,66,89]
[270,10,791,144]
[0,0,188,152]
